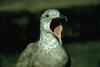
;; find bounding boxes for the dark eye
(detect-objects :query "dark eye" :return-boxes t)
[46,15,49,17]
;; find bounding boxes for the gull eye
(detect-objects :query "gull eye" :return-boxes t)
[46,14,49,17]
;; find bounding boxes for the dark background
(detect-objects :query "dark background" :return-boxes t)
[0,0,100,67]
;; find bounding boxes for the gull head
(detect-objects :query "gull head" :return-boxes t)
[40,9,67,41]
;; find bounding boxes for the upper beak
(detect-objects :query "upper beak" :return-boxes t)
[59,15,67,25]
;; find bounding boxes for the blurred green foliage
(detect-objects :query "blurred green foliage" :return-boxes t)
[17,16,28,27]
[0,0,100,12]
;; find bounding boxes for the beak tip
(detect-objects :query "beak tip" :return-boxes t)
[60,15,67,24]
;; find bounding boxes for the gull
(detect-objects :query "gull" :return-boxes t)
[16,9,71,67]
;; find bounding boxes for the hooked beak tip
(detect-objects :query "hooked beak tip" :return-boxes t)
[60,15,67,24]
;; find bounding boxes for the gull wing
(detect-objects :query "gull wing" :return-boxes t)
[16,42,35,67]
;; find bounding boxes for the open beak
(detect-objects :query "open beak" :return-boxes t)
[50,15,67,43]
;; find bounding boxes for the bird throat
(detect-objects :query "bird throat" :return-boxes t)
[39,30,62,49]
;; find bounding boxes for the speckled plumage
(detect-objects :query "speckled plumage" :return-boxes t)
[16,9,71,67]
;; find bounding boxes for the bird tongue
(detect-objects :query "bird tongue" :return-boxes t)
[53,25,62,39]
